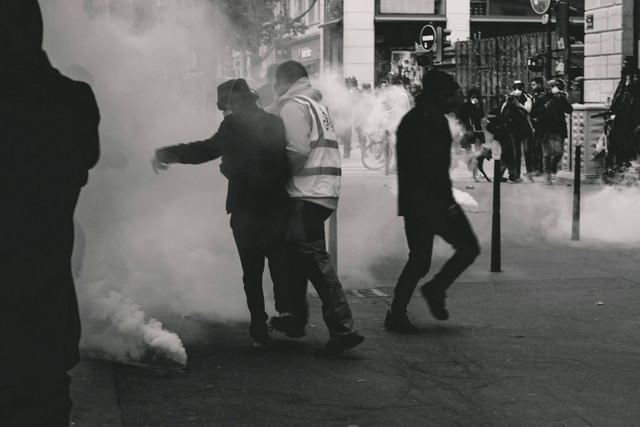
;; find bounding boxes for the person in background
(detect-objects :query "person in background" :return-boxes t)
[335,75,359,158]
[0,1,101,424]
[270,60,365,358]
[152,78,291,347]
[529,76,547,176]
[609,56,640,168]
[458,88,486,151]
[501,80,534,183]
[385,70,480,333]
[531,78,573,185]
[256,63,279,111]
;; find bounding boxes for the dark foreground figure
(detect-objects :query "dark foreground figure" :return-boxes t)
[0,1,101,424]
[386,70,480,333]
[153,79,291,347]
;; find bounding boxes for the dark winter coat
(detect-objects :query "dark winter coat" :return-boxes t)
[529,88,548,132]
[158,102,289,215]
[532,92,573,138]
[0,0,100,388]
[396,96,455,217]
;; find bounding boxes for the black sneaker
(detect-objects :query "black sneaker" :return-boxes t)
[384,309,419,334]
[314,333,365,359]
[251,331,273,348]
[420,284,449,321]
[270,314,306,338]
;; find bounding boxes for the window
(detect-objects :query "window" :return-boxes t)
[380,0,435,14]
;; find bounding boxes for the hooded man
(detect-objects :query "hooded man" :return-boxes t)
[269,60,364,358]
[152,78,291,347]
[0,1,101,424]
[385,70,480,333]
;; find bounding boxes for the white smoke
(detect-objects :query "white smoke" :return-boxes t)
[41,1,247,365]
[82,284,187,366]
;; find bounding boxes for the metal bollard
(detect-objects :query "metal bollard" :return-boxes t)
[328,209,338,272]
[491,159,501,272]
[571,144,581,241]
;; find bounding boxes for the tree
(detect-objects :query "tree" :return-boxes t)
[217,0,318,78]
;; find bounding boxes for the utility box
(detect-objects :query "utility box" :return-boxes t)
[558,104,607,183]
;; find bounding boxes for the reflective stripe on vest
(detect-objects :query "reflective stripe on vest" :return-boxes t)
[286,96,341,199]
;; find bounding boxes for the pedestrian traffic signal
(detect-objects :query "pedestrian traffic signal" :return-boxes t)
[527,55,544,72]
[435,27,452,64]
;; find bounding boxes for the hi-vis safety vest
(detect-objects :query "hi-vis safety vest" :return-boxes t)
[286,95,341,199]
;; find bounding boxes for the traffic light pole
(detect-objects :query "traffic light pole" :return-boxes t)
[545,14,552,80]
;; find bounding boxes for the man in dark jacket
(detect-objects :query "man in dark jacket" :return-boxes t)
[0,1,101,424]
[529,76,547,175]
[384,70,480,333]
[501,81,534,183]
[609,56,640,167]
[531,78,573,185]
[152,78,291,346]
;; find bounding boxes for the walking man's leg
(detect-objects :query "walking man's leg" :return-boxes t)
[231,214,270,345]
[287,200,363,357]
[421,203,480,320]
[386,215,434,333]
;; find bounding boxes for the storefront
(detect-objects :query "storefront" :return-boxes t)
[374,0,446,87]
[290,35,321,76]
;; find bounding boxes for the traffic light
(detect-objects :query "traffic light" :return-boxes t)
[435,26,452,64]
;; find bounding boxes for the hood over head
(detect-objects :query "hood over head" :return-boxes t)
[274,77,323,113]
[0,0,53,74]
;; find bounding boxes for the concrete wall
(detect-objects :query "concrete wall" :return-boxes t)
[343,0,375,86]
[584,0,635,103]
[446,0,470,42]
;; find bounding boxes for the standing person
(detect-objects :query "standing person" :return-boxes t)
[269,60,364,358]
[486,95,513,182]
[152,78,291,347]
[256,64,279,111]
[530,76,547,175]
[532,78,573,185]
[336,75,358,158]
[0,1,100,424]
[501,81,534,182]
[458,88,485,148]
[385,70,480,333]
[609,56,640,168]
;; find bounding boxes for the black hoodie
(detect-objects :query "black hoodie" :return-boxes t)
[0,0,100,391]
[396,94,455,216]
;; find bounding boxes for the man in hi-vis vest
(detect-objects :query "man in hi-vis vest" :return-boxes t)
[269,61,364,358]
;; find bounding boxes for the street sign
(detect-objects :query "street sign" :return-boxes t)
[541,13,549,25]
[419,25,437,52]
[530,0,552,15]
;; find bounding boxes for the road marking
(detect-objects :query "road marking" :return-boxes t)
[351,289,365,298]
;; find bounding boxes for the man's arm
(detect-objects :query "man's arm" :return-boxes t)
[280,102,312,174]
[157,118,232,165]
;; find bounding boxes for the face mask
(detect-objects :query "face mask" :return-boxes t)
[471,98,478,105]
[513,89,522,96]
[551,87,560,94]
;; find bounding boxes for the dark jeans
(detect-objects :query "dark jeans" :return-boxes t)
[541,133,565,174]
[287,200,356,338]
[391,203,480,314]
[1,372,72,427]
[532,132,545,173]
[497,137,513,179]
[508,131,533,178]
[230,207,289,338]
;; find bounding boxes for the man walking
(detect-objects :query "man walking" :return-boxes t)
[385,70,480,333]
[152,78,291,347]
[270,60,364,358]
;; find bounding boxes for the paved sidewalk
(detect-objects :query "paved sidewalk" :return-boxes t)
[70,235,640,426]
[69,171,640,426]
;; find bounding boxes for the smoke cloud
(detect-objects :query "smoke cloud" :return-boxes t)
[41,0,242,365]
